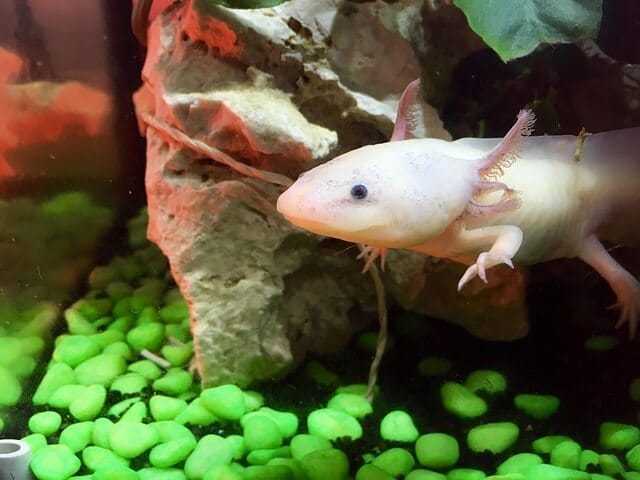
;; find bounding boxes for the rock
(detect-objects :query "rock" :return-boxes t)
[135,0,528,386]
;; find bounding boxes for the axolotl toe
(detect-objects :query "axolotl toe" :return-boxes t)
[276,79,640,336]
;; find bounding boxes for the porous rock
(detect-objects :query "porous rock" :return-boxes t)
[136,0,527,386]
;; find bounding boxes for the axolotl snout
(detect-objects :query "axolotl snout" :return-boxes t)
[276,79,640,335]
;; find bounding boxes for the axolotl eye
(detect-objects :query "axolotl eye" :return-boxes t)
[350,184,368,200]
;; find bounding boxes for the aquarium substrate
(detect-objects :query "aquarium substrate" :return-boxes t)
[2,208,640,480]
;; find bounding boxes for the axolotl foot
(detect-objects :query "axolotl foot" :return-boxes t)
[578,235,640,338]
[457,251,515,291]
[607,275,640,338]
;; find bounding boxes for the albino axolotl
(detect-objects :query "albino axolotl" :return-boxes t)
[276,79,640,335]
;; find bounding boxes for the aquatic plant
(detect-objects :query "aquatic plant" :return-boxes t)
[454,0,603,61]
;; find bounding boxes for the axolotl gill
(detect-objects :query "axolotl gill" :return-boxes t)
[276,79,640,335]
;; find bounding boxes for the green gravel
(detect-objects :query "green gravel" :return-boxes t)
[10,207,638,480]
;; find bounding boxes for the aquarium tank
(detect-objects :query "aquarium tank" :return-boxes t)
[0,0,639,479]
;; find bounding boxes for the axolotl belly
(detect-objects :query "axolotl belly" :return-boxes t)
[276,79,640,335]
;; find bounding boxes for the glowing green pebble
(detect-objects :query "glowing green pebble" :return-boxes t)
[128,359,163,380]
[159,300,189,323]
[200,384,246,420]
[82,446,128,471]
[92,465,139,480]
[161,344,193,367]
[447,468,487,480]
[126,322,165,352]
[110,373,148,395]
[356,464,394,480]
[242,408,298,438]
[152,368,193,395]
[108,316,134,333]
[532,435,572,454]
[300,448,349,480]
[630,378,640,402]
[599,453,625,476]
[497,453,542,475]
[465,370,507,395]
[184,434,233,478]
[417,357,452,377]
[550,440,581,469]
[380,410,420,442]
[53,335,101,367]
[109,421,159,458]
[33,363,76,405]
[405,470,447,480]
[307,408,362,441]
[106,281,133,300]
[203,465,244,480]
[65,309,97,335]
[244,391,265,412]
[599,421,640,450]
[30,445,81,480]
[415,433,459,468]
[149,437,198,468]
[626,473,640,480]
[59,421,94,452]
[69,384,106,421]
[0,365,22,406]
[103,341,133,360]
[246,446,291,465]
[150,395,188,421]
[138,467,186,480]
[91,330,125,349]
[305,360,340,386]
[524,464,590,480]
[225,435,245,460]
[584,335,618,351]
[441,382,487,418]
[92,418,114,448]
[627,444,640,471]
[514,394,560,419]
[290,434,332,460]
[14,355,38,378]
[175,398,219,426]
[578,449,599,471]
[29,411,62,436]
[75,353,127,386]
[151,420,196,444]
[88,265,118,288]
[243,415,283,451]
[49,384,87,408]
[109,399,140,421]
[243,464,292,479]
[22,433,47,452]
[467,423,519,454]
[327,393,373,419]
[372,448,415,476]
[120,401,148,422]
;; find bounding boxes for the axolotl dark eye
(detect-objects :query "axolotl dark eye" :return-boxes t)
[350,184,368,200]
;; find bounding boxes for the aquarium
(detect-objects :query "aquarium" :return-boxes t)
[0,1,639,480]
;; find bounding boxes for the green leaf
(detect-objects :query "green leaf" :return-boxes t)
[454,0,603,62]
[205,0,289,8]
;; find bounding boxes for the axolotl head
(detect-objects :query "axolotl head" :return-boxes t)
[276,139,477,248]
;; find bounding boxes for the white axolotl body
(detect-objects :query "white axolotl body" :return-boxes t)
[276,79,640,335]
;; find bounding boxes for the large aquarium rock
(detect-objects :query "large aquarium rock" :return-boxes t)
[135,0,527,386]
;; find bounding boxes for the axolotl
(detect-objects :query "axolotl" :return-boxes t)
[276,79,640,335]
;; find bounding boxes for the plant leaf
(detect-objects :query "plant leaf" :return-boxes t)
[454,0,603,62]
[205,0,289,8]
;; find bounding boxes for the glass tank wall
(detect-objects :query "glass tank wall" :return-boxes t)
[0,1,639,480]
